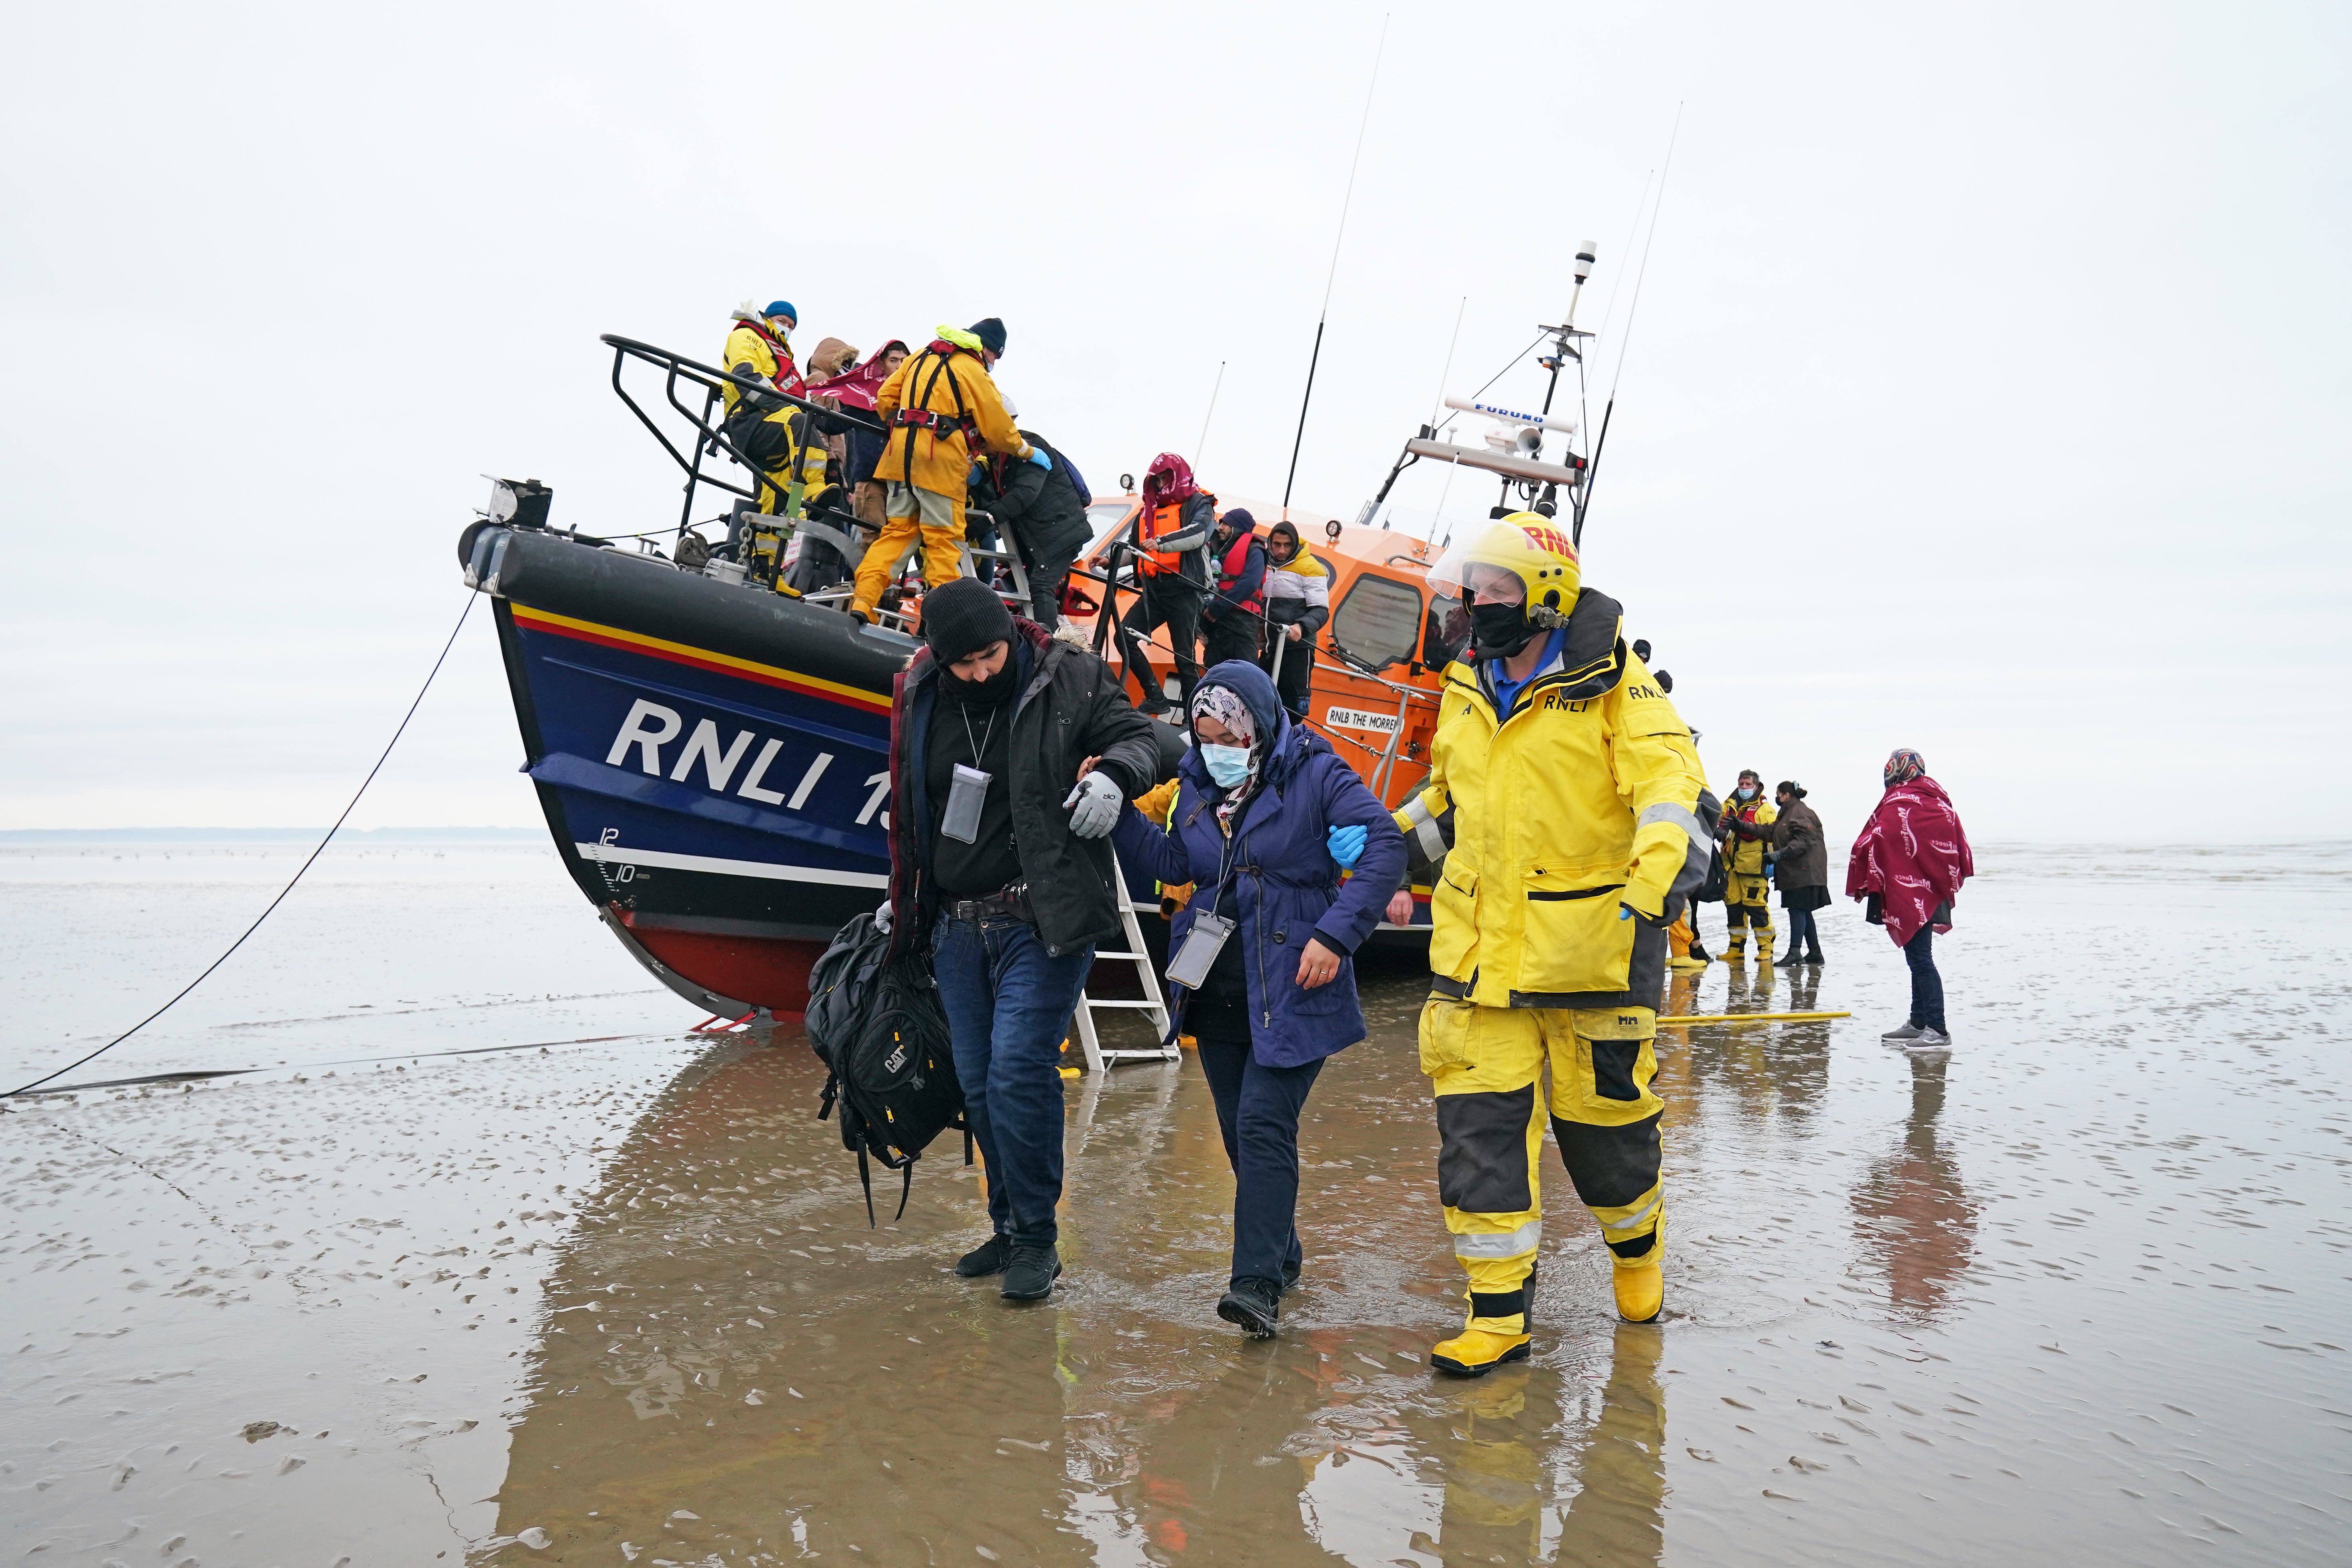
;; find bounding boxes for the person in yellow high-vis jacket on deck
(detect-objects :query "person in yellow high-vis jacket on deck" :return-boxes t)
[720,300,828,522]
[1390,516,1710,1375]
[849,318,1036,622]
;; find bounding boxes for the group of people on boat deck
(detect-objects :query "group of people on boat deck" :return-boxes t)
[718,300,1330,721]
[718,302,1088,630]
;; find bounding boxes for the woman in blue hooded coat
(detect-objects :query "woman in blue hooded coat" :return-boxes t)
[1109,660,1407,1337]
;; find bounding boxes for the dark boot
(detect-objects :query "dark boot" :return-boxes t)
[1217,1277,1282,1339]
[1000,1243,1062,1301]
[1280,1261,1302,1296]
[954,1235,1011,1278]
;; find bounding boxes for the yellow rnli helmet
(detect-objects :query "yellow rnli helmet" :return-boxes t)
[1426,512,1582,624]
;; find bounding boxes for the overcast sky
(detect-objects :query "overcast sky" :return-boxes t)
[2,1,2344,844]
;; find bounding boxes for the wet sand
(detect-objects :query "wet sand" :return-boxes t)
[5,842,2348,1564]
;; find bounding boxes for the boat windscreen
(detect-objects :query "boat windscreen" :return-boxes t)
[1330,574,1425,670]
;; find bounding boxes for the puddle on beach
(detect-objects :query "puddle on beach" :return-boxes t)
[4,842,2348,1564]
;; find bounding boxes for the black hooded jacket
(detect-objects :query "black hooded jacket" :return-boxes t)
[971,430,1092,564]
[885,618,1165,958]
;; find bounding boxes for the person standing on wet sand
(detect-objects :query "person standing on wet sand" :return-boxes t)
[1390,517,1710,1374]
[876,578,1162,1301]
[1107,662,1404,1338]
[1771,780,1830,964]
[1847,748,1974,1046]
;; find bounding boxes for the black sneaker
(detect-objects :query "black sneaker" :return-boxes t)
[1280,1262,1301,1296]
[1001,1243,1063,1300]
[955,1235,1011,1278]
[1217,1277,1282,1339]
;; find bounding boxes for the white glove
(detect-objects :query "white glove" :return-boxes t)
[873,897,895,935]
[1062,771,1123,839]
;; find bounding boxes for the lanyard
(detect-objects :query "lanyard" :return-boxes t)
[958,702,998,762]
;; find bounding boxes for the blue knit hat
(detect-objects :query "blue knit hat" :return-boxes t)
[764,300,796,325]
[967,317,1007,355]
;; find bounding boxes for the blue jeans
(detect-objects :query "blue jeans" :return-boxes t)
[1904,926,1945,1031]
[1194,1029,1325,1289]
[932,915,1095,1247]
[1787,905,1820,955]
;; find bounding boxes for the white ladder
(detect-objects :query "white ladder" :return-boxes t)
[1069,896,1176,1071]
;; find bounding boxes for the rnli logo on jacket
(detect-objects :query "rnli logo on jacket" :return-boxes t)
[1540,692,1593,714]
[1324,705,1402,735]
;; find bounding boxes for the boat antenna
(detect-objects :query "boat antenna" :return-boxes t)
[1577,102,1683,545]
[1426,296,1467,429]
[1194,359,1226,470]
[1282,12,1389,521]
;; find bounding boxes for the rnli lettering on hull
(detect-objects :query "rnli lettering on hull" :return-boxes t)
[606,698,892,827]
[1324,704,1402,736]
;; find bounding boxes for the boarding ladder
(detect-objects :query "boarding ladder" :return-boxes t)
[1068,895,1175,1071]
[797,507,1033,632]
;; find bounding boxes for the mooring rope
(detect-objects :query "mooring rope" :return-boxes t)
[4,594,479,1099]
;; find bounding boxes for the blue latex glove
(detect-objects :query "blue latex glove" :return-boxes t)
[1326,823,1368,870]
[1025,446,1052,470]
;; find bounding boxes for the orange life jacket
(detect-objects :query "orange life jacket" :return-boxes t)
[1137,498,1192,576]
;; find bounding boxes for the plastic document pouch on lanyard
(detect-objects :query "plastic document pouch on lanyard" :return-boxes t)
[1165,912,1238,991]
[941,763,991,844]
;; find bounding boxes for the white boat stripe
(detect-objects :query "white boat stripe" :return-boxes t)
[573,843,888,888]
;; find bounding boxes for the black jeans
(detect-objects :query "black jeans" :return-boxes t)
[1193,1021,1324,1291]
[1021,542,1078,626]
[1200,614,1261,673]
[1261,627,1312,718]
[1115,576,1202,710]
[1903,926,1945,1031]
[1787,906,1821,956]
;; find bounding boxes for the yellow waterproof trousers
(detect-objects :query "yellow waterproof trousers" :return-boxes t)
[1723,870,1775,959]
[850,484,966,617]
[1421,997,1665,1336]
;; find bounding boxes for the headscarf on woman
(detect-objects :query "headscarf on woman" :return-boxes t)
[1189,680,1261,832]
[1847,750,1973,946]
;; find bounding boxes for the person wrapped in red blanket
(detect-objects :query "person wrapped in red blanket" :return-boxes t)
[1847,748,1973,1045]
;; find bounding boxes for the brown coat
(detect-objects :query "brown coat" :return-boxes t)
[1770,797,1829,892]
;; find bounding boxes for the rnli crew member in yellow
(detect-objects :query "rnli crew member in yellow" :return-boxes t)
[1390,515,1710,1372]
[1718,769,1778,964]
[1259,519,1329,720]
[849,318,1039,623]
[720,300,827,519]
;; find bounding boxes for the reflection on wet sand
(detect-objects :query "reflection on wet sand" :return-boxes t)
[1851,1046,1977,1320]
[479,1001,1671,1566]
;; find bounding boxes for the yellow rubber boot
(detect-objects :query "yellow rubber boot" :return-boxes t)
[1431,1328,1532,1377]
[1756,925,1777,968]
[1433,1253,1536,1376]
[1613,1262,1663,1323]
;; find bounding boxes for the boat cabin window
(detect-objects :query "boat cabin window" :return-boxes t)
[1085,501,1137,548]
[1423,593,1471,667]
[1329,573,1424,671]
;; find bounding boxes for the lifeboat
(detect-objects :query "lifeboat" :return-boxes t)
[467,293,1607,1020]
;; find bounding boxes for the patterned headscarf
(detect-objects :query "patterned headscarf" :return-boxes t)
[1884,748,1925,787]
[1190,682,1260,832]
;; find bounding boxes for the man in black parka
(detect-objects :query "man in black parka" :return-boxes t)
[880,579,1162,1300]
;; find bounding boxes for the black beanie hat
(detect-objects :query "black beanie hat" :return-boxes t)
[922,577,1015,666]
[968,317,1007,355]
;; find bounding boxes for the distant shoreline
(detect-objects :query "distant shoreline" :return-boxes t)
[0,826,542,843]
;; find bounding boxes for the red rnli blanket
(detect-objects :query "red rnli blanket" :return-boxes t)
[1847,776,1974,946]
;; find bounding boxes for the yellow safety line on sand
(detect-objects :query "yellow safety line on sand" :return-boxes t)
[1658,1010,1852,1025]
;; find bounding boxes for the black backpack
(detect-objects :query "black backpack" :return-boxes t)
[1693,787,1729,903]
[806,913,967,1224]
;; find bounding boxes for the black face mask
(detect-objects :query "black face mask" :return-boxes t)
[940,656,1019,707]
[1469,599,1538,658]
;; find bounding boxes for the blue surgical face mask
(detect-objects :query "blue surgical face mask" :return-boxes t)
[1736,785,1757,801]
[1200,742,1254,788]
